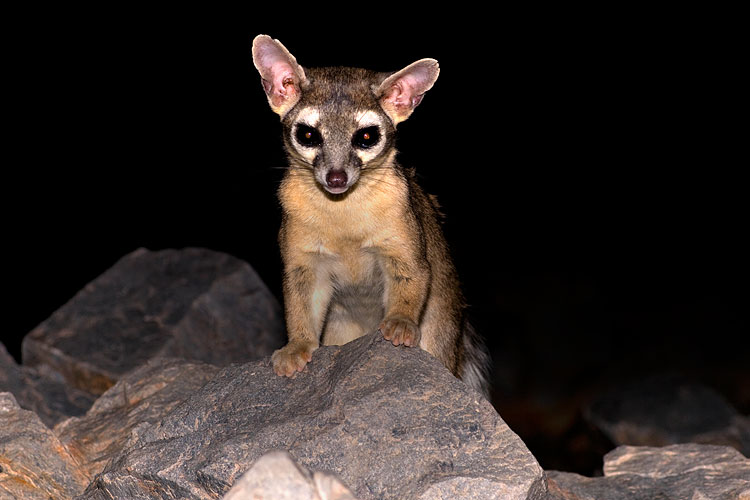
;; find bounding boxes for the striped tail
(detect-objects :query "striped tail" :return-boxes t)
[459,322,492,399]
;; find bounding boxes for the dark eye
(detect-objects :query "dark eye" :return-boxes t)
[352,126,380,149]
[295,124,323,147]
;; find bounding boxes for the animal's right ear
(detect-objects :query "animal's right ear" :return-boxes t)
[252,35,307,117]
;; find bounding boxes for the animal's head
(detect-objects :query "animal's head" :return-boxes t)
[252,35,439,195]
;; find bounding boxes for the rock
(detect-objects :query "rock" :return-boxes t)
[0,392,89,499]
[22,247,285,395]
[6,246,748,500]
[546,443,750,499]
[222,450,358,500]
[0,341,96,427]
[55,357,220,479]
[79,333,546,500]
[585,373,750,456]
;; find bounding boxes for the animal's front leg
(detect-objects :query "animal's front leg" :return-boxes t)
[273,255,333,377]
[378,253,430,348]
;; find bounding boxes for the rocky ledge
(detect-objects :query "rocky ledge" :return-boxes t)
[1,248,748,499]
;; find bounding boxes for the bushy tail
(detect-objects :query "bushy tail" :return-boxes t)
[459,322,492,399]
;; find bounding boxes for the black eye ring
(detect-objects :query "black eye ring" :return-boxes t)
[352,126,380,149]
[295,124,323,147]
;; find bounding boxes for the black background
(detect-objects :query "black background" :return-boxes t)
[4,8,746,472]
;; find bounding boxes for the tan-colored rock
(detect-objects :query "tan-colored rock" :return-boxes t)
[546,443,750,500]
[222,450,358,500]
[0,392,89,499]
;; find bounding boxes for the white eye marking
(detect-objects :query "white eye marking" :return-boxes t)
[296,107,320,127]
[355,109,383,128]
[353,110,386,163]
[291,107,322,162]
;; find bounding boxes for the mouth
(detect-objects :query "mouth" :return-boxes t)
[324,184,350,195]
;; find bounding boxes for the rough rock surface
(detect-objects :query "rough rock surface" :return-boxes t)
[79,333,546,500]
[55,357,220,480]
[0,392,89,499]
[223,450,358,500]
[0,341,96,427]
[22,247,284,395]
[546,443,750,500]
[585,373,750,456]
[4,248,748,500]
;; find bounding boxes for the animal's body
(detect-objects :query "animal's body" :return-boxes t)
[252,35,490,397]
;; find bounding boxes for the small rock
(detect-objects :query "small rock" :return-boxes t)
[546,443,750,500]
[22,247,284,395]
[0,341,96,427]
[222,450,358,500]
[80,333,546,500]
[0,391,89,499]
[585,373,750,456]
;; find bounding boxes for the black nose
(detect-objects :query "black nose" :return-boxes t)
[326,169,348,188]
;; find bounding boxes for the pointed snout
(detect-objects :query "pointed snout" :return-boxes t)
[314,146,362,195]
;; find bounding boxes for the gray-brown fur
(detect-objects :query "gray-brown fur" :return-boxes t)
[252,35,490,398]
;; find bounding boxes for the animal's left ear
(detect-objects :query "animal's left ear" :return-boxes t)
[376,59,439,124]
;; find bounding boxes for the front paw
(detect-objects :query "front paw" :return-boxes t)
[379,316,421,347]
[271,341,318,377]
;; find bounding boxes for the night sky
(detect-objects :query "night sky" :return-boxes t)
[5,8,746,471]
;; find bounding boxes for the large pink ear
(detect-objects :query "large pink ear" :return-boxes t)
[252,35,307,117]
[376,59,440,124]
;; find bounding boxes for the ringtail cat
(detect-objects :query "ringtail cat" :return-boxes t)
[252,35,490,397]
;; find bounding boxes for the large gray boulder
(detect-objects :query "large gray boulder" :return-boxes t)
[546,443,750,500]
[55,357,220,480]
[585,373,750,456]
[79,333,546,500]
[22,247,284,395]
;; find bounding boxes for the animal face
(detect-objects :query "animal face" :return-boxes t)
[281,68,396,195]
[252,35,439,196]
